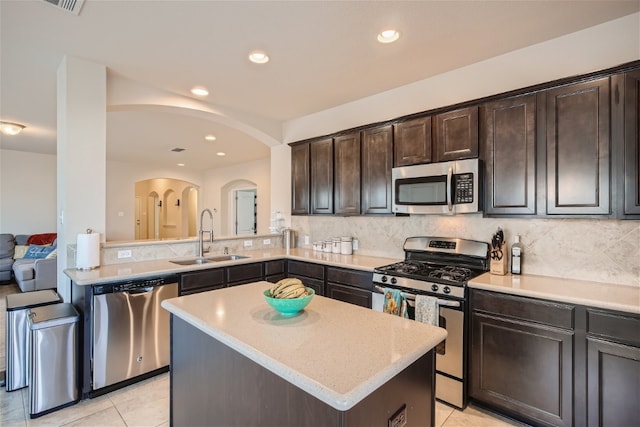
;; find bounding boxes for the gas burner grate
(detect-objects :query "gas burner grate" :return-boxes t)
[428,265,473,282]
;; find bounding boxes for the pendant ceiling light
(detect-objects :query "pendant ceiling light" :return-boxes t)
[0,121,26,136]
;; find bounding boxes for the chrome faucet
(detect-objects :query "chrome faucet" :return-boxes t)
[198,208,214,258]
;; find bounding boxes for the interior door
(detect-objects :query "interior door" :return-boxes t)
[235,189,256,235]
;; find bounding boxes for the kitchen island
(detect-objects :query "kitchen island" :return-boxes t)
[161,281,447,426]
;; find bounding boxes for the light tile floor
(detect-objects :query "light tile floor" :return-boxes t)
[1,283,527,426]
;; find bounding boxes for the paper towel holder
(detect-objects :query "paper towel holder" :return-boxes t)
[76,228,101,271]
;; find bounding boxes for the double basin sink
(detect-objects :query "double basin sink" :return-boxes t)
[169,254,249,265]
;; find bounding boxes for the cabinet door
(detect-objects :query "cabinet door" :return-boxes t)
[481,94,536,215]
[291,143,310,215]
[586,338,640,427]
[624,70,640,215]
[310,138,334,214]
[546,77,610,215]
[325,283,372,308]
[434,106,479,162]
[334,132,361,215]
[361,125,393,214]
[394,116,432,166]
[470,311,574,427]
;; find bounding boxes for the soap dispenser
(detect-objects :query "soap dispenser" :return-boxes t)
[511,235,523,275]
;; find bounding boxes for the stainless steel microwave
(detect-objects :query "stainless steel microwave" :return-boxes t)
[392,158,481,215]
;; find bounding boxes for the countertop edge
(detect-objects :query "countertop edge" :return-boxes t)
[469,273,640,315]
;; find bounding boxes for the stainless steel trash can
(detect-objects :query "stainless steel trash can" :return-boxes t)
[5,289,61,391]
[27,303,79,418]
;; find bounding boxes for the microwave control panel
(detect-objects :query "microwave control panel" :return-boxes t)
[453,173,474,204]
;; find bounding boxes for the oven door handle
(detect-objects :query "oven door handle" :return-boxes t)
[373,285,460,308]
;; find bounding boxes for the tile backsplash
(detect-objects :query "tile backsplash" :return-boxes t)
[292,214,640,287]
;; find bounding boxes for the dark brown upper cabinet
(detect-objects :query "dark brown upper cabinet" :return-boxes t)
[291,143,310,215]
[434,106,479,162]
[361,125,393,214]
[393,116,432,166]
[481,94,537,215]
[334,132,361,215]
[310,138,334,214]
[624,70,640,215]
[546,77,610,215]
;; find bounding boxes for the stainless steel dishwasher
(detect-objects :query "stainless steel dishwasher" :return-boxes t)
[91,276,178,391]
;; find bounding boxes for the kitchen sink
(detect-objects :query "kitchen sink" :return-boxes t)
[169,255,249,265]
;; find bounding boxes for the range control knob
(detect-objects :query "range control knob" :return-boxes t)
[390,277,397,285]
[381,276,388,283]
[443,286,451,294]
[431,284,439,292]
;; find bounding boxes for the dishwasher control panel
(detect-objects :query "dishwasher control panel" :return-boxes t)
[93,275,177,295]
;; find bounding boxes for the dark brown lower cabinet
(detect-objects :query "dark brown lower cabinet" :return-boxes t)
[287,260,325,296]
[470,289,640,427]
[226,262,263,287]
[179,268,225,295]
[325,283,371,308]
[264,259,286,283]
[586,338,640,427]
[325,266,373,308]
[470,310,574,427]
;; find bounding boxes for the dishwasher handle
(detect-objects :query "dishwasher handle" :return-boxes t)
[126,287,155,294]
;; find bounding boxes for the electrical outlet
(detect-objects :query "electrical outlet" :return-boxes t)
[263,239,271,245]
[243,240,253,247]
[304,235,310,245]
[117,249,132,259]
[388,404,407,427]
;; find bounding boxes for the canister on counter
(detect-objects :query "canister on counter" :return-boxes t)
[332,238,341,254]
[340,236,353,255]
[323,240,332,252]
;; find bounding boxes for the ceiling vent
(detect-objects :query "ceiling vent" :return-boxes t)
[42,0,85,16]
[171,148,186,153]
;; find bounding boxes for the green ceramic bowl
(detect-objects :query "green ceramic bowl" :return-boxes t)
[263,287,315,316]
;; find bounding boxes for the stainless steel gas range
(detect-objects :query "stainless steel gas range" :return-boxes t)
[372,236,489,409]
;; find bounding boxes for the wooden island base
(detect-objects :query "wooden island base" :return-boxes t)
[170,317,435,426]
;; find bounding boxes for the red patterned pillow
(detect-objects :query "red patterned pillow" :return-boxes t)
[26,233,57,246]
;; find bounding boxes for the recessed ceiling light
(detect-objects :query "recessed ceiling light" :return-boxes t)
[248,51,269,64]
[205,134,217,141]
[377,29,400,44]
[216,152,226,157]
[177,163,185,167]
[190,86,209,97]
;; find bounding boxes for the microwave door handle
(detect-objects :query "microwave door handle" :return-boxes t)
[447,166,453,212]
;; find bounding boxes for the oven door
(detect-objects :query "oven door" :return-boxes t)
[372,288,467,408]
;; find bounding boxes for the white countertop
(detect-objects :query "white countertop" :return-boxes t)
[161,281,447,411]
[469,272,640,314]
[64,248,399,286]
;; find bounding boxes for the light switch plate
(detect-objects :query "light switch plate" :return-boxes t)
[244,240,253,247]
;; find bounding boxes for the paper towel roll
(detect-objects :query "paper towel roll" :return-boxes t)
[77,232,100,270]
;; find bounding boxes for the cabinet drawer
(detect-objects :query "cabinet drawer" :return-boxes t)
[289,274,324,296]
[326,267,372,291]
[226,262,263,284]
[471,290,574,330]
[264,260,285,276]
[181,268,225,294]
[326,283,372,308]
[287,260,325,280]
[587,309,640,347]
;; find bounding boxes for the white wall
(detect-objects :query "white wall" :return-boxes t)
[0,150,57,234]
[203,157,271,237]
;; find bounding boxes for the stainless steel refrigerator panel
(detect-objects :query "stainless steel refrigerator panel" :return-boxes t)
[92,282,177,390]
